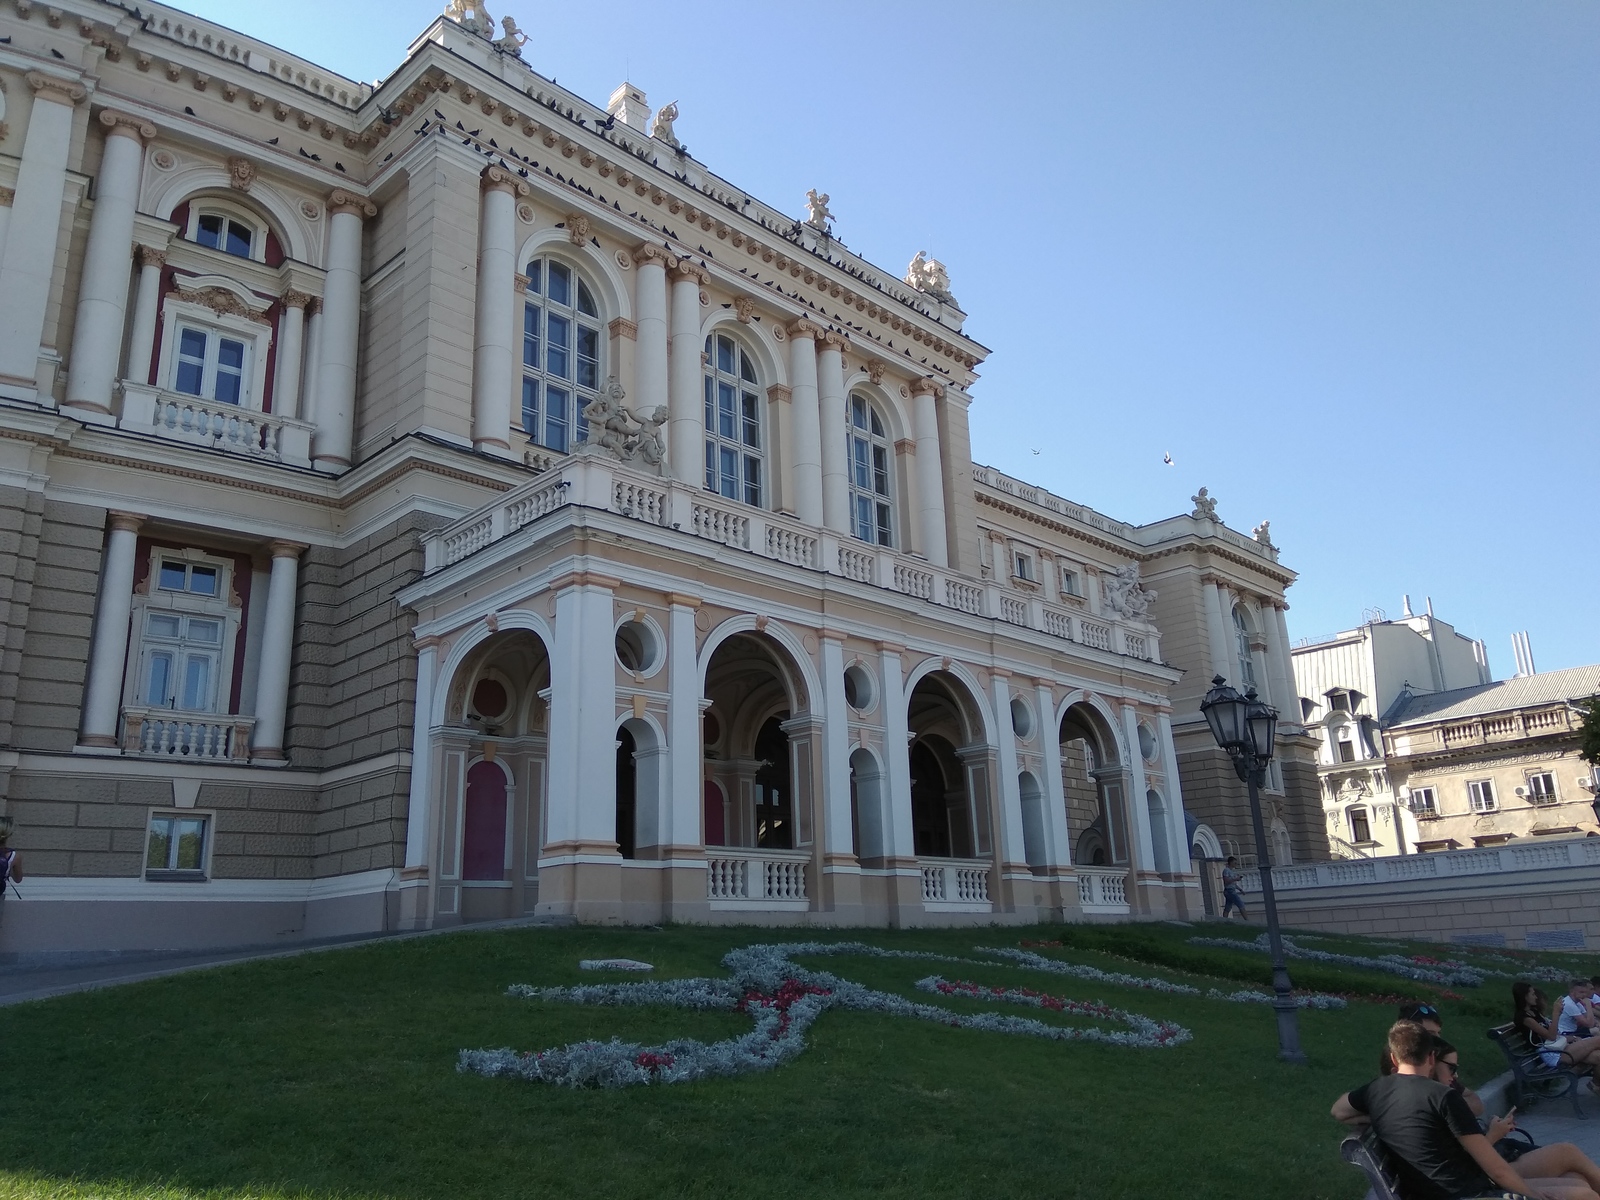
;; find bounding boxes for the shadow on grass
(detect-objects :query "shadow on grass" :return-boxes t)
[0,923,1422,1200]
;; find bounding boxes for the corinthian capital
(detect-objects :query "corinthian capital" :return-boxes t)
[98,109,158,142]
[327,189,377,219]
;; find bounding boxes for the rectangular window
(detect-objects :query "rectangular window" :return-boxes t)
[1468,779,1497,813]
[146,813,209,878]
[1014,555,1033,582]
[1528,772,1558,804]
[1409,786,1437,815]
[1337,739,1356,763]
[170,326,250,405]
[1349,808,1372,843]
[139,611,222,712]
[1330,692,1350,713]
[157,561,219,596]
[1061,567,1080,597]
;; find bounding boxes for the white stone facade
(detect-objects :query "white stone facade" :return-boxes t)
[0,0,1316,951]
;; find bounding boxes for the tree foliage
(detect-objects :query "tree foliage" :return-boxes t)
[1580,694,1600,767]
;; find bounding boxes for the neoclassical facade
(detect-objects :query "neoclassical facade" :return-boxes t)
[0,0,1322,951]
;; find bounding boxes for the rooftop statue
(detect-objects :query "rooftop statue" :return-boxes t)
[1190,487,1218,521]
[650,101,679,147]
[804,189,833,232]
[494,15,528,56]
[1104,562,1157,621]
[444,0,494,37]
[904,251,956,307]
[1252,520,1276,552]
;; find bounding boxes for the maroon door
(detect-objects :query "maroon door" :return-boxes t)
[703,781,725,847]
[462,761,509,880]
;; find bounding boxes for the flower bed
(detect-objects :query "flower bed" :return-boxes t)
[1186,933,1490,987]
[460,940,1355,1089]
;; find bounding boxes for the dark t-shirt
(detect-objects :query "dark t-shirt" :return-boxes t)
[1347,1074,1494,1200]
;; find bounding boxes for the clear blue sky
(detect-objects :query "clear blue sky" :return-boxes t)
[184,0,1600,675]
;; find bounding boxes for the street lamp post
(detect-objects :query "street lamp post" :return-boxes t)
[1200,675,1307,1066]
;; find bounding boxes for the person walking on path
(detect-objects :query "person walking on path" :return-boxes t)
[0,817,22,926]
[1221,855,1247,920]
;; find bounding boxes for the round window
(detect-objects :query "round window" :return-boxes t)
[1138,722,1158,761]
[471,677,509,721]
[615,619,661,674]
[1010,696,1034,740]
[843,663,875,711]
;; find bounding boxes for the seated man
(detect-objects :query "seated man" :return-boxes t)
[1383,1002,1484,1116]
[1332,1021,1600,1200]
[1560,980,1599,1040]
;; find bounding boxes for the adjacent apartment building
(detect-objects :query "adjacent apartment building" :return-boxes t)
[0,0,1324,952]
[1293,605,1598,856]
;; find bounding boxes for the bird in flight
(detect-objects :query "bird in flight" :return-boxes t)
[1163,452,1174,466]
[1031,448,1040,455]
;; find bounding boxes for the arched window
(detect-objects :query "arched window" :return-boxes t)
[1232,606,1257,689]
[703,332,763,506]
[178,200,267,262]
[522,256,601,454]
[847,393,893,546]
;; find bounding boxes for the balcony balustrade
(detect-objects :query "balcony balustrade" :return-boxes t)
[918,857,992,910]
[119,383,314,468]
[121,706,255,762]
[704,848,811,909]
[1076,865,1130,914]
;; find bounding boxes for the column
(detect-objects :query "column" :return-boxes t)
[786,320,823,526]
[311,189,375,471]
[1266,604,1302,728]
[1120,703,1157,874]
[248,541,304,759]
[819,632,853,858]
[878,643,915,860]
[65,111,157,414]
[1157,712,1193,873]
[632,244,671,445]
[300,300,323,426]
[668,260,707,483]
[665,594,702,849]
[990,672,1027,872]
[124,246,167,387]
[79,511,143,748]
[273,291,311,420]
[1202,579,1233,683]
[0,73,87,392]
[817,333,850,534]
[911,378,948,567]
[544,576,619,854]
[1036,681,1072,867]
[472,167,522,453]
[608,318,638,415]
[403,638,440,868]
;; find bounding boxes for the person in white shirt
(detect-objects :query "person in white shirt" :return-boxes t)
[1558,981,1598,1040]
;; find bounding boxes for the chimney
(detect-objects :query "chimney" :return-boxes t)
[607,82,651,133]
[1511,631,1536,678]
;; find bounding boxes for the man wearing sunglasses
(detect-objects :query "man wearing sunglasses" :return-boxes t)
[1392,1003,1485,1117]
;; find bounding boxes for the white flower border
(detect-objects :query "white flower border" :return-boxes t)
[458,941,1345,1089]
[1187,933,1492,987]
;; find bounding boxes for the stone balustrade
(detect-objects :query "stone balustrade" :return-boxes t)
[918,857,992,909]
[1076,864,1130,914]
[120,383,314,468]
[425,454,1163,661]
[1240,837,1600,894]
[121,706,255,761]
[705,848,810,908]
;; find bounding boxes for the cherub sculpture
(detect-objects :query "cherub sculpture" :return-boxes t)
[904,251,956,306]
[1103,562,1157,621]
[632,406,669,466]
[1190,487,1218,520]
[444,0,494,37]
[805,189,832,232]
[1252,520,1276,551]
[650,101,679,147]
[493,15,528,55]
[582,378,633,456]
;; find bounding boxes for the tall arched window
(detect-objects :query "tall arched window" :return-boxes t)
[847,393,893,546]
[1232,606,1257,689]
[703,332,763,506]
[522,256,601,454]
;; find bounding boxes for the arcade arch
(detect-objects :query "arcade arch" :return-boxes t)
[906,670,992,860]
[1058,701,1128,867]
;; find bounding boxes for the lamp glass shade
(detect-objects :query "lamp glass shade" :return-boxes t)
[1246,691,1279,762]
[1201,676,1251,754]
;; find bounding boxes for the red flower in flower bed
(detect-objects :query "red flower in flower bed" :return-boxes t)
[634,1051,676,1070]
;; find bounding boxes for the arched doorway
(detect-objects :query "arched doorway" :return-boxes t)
[849,748,885,861]
[612,717,664,861]
[907,670,990,860]
[1059,702,1125,867]
[1146,788,1173,873]
[616,727,637,859]
[702,631,812,850]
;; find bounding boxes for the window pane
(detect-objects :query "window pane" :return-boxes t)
[876,502,892,545]
[175,329,207,395]
[525,261,541,295]
[870,410,884,437]
[741,393,760,448]
[214,339,245,404]
[197,214,223,250]
[719,446,737,499]
[716,336,734,374]
[577,281,597,317]
[744,456,761,507]
[147,816,175,870]
[186,618,222,644]
[548,261,571,306]
[546,315,570,379]
[174,818,205,870]
[147,613,182,639]
[873,447,890,496]
[718,382,736,438]
[159,562,188,591]
[524,304,541,369]
[188,566,218,596]
[703,374,714,429]
[576,325,599,390]
[181,655,212,710]
[852,396,867,429]
[739,352,756,384]
[705,441,717,491]
[225,221,252,258]
[852,438,870,488]
[545,387,568,453]
[855,495,872,542]
[522,379,539,436]
[145,651,173,706]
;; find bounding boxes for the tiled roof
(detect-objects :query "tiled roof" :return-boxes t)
[1386,664,1600,729]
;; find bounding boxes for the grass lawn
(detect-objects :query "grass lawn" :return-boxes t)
[1,919,1591,1199]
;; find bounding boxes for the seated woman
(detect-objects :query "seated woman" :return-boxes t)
[1514,981,1600,1076]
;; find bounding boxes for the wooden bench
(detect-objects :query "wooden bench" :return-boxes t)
[1487,1022,1588,1119]
[1339,1128,1403,1200]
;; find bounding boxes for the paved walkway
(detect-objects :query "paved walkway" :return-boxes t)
[0,915,571,1007]
[1514,1090,1600,1163]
